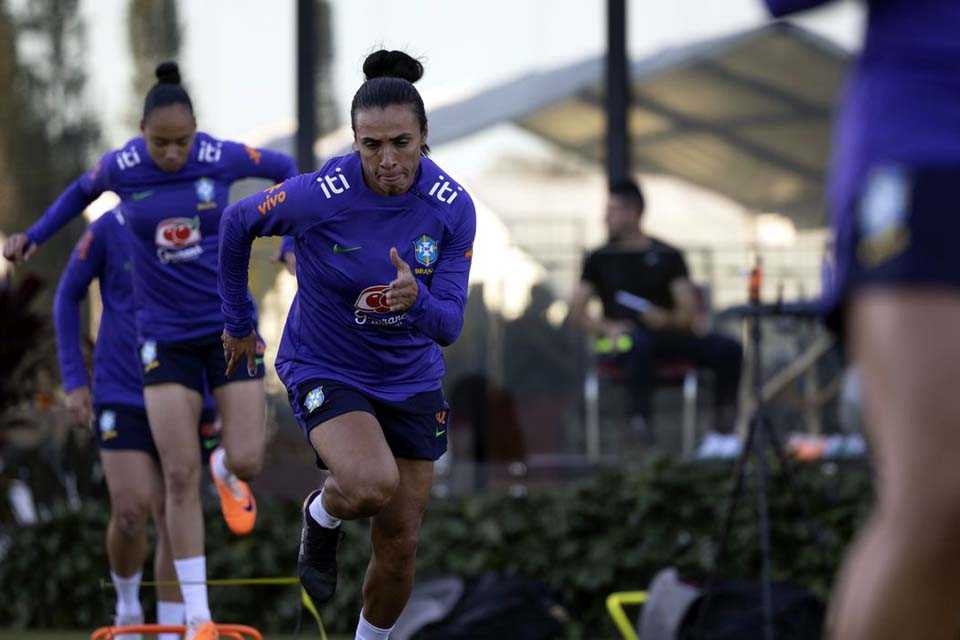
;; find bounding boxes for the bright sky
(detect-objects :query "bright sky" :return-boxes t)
[80,0,863,147]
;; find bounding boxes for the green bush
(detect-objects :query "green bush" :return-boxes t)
[0,456,872,636]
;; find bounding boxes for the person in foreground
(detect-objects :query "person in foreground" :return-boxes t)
[764,1,960,638]
[569,179,743,456]
[219,50,476,640]
[54,208,220,640]
[4,62,298,639]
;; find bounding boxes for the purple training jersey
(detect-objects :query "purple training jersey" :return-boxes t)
[54,210,144,407]
[54,209,221,410]
[219,153,477,401]
[28,132,298,341]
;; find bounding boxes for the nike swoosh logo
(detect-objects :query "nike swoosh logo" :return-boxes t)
[131,190,154,201]
[435,428,446,437]
[333,243,362,254]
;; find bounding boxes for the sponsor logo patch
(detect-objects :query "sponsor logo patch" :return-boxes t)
[427,174,462,204]
[435,409,448,437]
[244,145,262,165]
[355,285,392,314]
[155,217,203,264]
[257,183,287,215]
[317,167,351,199]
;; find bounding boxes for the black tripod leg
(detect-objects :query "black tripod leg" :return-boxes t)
[689,415,758,637]
[754,414,775,640]
[764,418,831,565]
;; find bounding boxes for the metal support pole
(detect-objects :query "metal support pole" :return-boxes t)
[296,0,317,173]
[606,0,630,185]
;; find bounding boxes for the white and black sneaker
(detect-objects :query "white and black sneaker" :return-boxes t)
[298,489,344,603]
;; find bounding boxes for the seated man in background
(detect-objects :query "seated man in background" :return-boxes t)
[568,179,743,457]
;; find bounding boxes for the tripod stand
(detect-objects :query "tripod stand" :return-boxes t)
[690,262,826,640]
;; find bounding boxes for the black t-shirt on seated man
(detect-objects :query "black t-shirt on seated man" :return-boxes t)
[580,238,689,322]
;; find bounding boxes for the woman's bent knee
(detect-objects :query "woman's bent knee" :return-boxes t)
[164,463,201,500]
[225,449,263,480]
[341,474,399,517]
[112,499,150,539]
[377,537,420,576]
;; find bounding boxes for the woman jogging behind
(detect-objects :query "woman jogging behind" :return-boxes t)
[5,62,298,639]
[55,208,219,640]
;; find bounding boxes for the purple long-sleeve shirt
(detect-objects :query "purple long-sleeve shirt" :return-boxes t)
[28,132,298,341]
[219,152,476,401]
[54,210,144,407]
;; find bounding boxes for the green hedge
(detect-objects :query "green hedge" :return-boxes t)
[0,457,872,637]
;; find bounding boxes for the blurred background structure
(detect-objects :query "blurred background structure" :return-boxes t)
[0,1,871,637]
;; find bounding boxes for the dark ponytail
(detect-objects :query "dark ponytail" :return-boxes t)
[142,61,194,121]
[351,50,429,155]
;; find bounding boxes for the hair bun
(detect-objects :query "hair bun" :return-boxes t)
[362,50,423,84]
[155,61,181,85]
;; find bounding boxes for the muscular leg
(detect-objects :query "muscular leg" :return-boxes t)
[828,289,960,640]
[145,384,204,559]
[101,450,158,576]
[151,460,184,640]
[309,411,399,520]
[212,379,266,481]
[150,464,181,605]
[361,459,433,628]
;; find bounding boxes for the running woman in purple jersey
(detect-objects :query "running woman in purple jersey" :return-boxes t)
[4,62,297,640]
[55,208,219,639]
[765,2,960,638]
[219,50,476,640]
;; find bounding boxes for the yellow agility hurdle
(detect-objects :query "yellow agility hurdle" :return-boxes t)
[606,591,648,640]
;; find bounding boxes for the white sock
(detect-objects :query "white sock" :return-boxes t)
[157,600,185,640]
[355,610,393,640]
[111,570,143,617]
[212,447,243,498]
[173,556,211,623]
[308,490,342,529]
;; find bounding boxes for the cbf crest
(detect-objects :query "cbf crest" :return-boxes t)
[99,410,118,441]
[195,177,216,210]
[140,340,159,373]
[413,234,439,267]
[304,386,325,413]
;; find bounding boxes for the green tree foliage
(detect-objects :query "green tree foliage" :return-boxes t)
[0,3,21,220]
[0,0,101,305]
